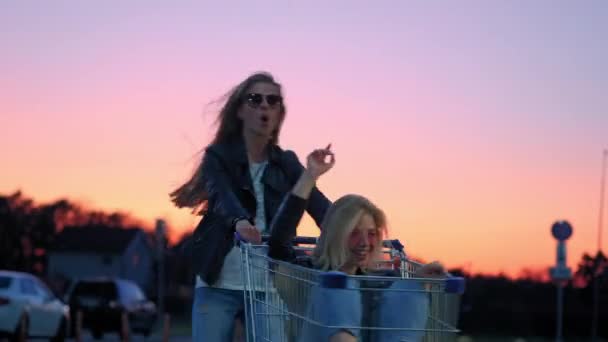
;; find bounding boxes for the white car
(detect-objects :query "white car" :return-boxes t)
[0,270,69,341]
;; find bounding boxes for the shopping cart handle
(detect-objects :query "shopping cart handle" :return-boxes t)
[235,234,317,245]
[381,239,404,252]
[234,231,245,244]
[292,236,317,245]
[445,276,466,294]
[234,231,263,244]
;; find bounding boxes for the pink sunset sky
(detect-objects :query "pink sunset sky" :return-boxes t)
[1,1,607,276]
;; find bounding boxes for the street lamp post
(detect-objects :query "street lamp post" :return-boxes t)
[550,220,573,342]
[592,149,607,341]
[156,219,167,332]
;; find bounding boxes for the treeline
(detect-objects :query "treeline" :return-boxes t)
[1,191,607,338]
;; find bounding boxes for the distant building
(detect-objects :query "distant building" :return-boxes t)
[48,226,155,294]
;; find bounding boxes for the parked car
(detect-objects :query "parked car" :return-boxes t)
[65,277,156,339]
[0,270,69,341]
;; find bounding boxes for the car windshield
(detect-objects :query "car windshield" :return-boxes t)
[73,281,117,300]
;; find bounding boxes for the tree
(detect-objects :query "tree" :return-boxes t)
[0,191,149,276]
[575,251,608,288]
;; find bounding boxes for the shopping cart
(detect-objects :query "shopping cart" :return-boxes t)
[238,236,465,342]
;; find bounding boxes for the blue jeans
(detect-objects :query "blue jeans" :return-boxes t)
[298,283,362,341]
[192,287,283,341]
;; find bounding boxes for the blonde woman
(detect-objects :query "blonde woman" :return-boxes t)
[268,146,444,342]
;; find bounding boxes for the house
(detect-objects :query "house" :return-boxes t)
[48,225,156,294]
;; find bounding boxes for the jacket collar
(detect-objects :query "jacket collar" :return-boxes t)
[215,136,287,193]
[222,136,282,166]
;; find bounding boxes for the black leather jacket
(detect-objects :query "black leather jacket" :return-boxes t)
[192,138,330,285]
[268,194,313,263]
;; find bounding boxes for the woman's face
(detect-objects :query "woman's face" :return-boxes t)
[344,212,379,271]
[237,82,283,140]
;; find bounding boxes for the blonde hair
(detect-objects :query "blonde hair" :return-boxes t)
[313,194,387,271]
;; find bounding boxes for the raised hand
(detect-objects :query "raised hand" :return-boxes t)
[306,144,335,180]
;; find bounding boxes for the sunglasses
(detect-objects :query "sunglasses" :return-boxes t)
[245,93,283,107]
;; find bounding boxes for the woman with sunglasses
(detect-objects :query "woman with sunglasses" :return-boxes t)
[171,72,331,341]
[269,146,445,342]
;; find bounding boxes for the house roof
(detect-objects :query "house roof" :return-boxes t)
[51,225,143,254]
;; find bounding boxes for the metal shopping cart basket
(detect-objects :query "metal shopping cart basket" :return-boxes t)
[239,236,465,342]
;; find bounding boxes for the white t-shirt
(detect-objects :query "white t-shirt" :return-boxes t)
[196,161,268,290]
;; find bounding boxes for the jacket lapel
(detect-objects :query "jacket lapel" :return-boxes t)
[263,145,291,193]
